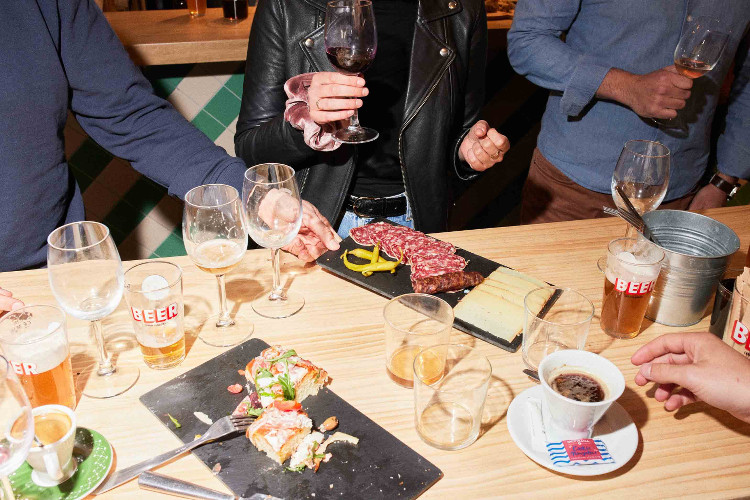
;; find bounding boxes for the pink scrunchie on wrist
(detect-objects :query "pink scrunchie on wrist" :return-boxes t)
[284,73,341,152]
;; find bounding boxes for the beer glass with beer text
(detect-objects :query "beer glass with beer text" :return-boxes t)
[0,305,76,409]
[601,238,664,339]
[47,221,139,399]
[124,261,186,370]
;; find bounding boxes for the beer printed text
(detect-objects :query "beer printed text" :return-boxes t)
[614,278,654,296]
[10,360,38,376]
[730,320,750,349]
[131,303,179,324]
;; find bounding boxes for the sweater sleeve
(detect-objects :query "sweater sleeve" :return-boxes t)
[59,0,247,198]
[717,32,750,181]
[507,0,611,117]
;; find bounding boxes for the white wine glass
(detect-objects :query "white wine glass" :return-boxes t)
[242,164,304,318]
[47,222,139,399]
[183,184,253,347]
[611,140,670,237]
[0,355,34,499]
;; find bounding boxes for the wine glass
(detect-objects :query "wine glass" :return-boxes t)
[0,355,34,499]
[183,184,253,348]
[611,140,670,236]
[324,0,378,144]
[242,164,304,319]
[674,16,728,79]
[656,16,728,131]
[47,222,139,399]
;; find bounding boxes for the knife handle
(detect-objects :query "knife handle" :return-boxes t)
[138,472,235,500]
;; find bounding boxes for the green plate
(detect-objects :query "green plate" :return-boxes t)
[9,428,113,500]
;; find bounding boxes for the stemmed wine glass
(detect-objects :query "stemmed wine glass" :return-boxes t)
[183,184,253,348]
[47,222,139,399]
[0,355,34,499]
[656,16,728,131]
[242,164,304,319]
[324,0,378,144]
[611,140,670,236]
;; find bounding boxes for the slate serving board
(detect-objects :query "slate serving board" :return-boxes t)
[317,219,526,352]
[140,338,443,500]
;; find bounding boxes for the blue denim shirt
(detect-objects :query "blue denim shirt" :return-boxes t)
[508,0,750,199]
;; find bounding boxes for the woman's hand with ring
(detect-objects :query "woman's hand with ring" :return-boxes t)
[308,72,369,125]
[458,120,510,172]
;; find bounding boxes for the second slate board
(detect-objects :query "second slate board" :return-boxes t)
[316,219,526,353]
[140,338,443,500]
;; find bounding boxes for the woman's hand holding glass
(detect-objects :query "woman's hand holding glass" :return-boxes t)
[307,72,368,125]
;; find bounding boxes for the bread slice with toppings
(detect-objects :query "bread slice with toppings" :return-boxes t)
[246,401,312,464]
[245,346,329,407]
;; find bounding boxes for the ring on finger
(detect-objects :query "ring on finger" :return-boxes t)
[316,98,323,110]
[490,151,501,160]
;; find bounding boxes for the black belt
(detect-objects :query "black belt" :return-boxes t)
[346,194,407,218]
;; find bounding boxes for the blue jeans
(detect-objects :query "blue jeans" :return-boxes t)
[336,194,414,240]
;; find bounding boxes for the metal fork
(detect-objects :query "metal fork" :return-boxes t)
[603,206,644,231]
[96,415,255,494]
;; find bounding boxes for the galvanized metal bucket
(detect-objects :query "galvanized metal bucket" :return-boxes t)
[643,210,740,327]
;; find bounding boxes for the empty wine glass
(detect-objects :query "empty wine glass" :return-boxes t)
[0,355,34,499]
[183,184,253,348]
[324,0,378,144]
[611,140,670,236]
[47,222,139,399]
[242,164,304,319]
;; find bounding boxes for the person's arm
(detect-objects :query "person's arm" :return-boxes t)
[716,32,750,184]
[631,332,750,423]
[59,0,246,198]
[234,0,323,167]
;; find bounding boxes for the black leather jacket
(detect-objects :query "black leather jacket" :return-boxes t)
[235,0,486,233]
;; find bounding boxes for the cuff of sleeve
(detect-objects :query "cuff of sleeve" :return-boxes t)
[453,128,480,181]
[560,55,612,117]
[717,141,750,181]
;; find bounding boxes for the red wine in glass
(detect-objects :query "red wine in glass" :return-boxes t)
[324,0,379,144]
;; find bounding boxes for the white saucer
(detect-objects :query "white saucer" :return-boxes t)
[506,385,638,476]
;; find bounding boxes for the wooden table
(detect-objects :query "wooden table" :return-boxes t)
[104,8,514,66]
[4,206,750,498]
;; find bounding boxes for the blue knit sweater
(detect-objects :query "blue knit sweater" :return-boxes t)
[0,0,247,271]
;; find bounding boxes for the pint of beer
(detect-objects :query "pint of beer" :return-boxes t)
[600,238,664,339]
[723,268,750,358]
[124,261,186,370]
[0,305,76,409]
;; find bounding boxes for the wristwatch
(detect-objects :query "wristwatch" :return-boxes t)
[709,173,741,200]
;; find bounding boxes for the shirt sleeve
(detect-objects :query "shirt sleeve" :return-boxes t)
[507,0,612,117]
[717,33,750,181]
[59,0,246,198]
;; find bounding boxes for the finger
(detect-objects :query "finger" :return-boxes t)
[315,72,366,87]
[0,296,23,312]
[302,212,340,251]
[662,96,688,110]
[650,352,692,366]
[479,136,500,158]
[653,108,678,120]
[638,361,694,390]
[472,141,492,165]
[668,72,694,90]
[303,202,341,245]
[653,383,676,402]
[486,129,510,153]
[664,388,698,411]
[631,333,694,365]
[283,238,314,263]
[472,120,488,139]
[465,148,481,170]
[319,84,369,98]
[0,288,12,297]
[311,110,356,123]
[316,98,363,111]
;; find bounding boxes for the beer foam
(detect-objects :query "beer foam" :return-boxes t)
[606,251,659,284]
[3,330,68,374]
[141,274,170,301]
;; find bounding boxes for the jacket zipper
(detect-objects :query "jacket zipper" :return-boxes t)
[397,57,453,227]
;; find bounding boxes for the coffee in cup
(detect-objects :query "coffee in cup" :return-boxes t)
[549,367,608,403]
[25,404,77,486]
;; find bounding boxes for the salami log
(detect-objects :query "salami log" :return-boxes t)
[411,271,484,294]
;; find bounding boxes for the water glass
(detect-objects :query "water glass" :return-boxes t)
[384,294,453,388]
[414,344,491,450]
[522,287,594,371]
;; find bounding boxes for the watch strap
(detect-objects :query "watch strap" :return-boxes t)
[709,174,740,198]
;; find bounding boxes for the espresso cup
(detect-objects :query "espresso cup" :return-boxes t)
[537,350,625,441]
[26,404,77,486]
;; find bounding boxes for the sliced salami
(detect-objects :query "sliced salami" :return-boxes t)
[349,222,392,246]
[410,254,467,280]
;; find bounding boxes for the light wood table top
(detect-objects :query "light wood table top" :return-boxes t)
[4,206,749,498]
[104,8,513,66]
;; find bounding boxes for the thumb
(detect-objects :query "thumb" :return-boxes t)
[640,362,693,388]
[472,120,488,139]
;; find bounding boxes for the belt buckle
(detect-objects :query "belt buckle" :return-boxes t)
[352,196,378,218]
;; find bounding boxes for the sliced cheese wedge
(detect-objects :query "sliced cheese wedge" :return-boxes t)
[454,288,525,342]
[491,266,548,289]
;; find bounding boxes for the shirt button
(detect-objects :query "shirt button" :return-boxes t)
[448,1,457,8]
[304,38,314,48]
[440,48,450,57]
